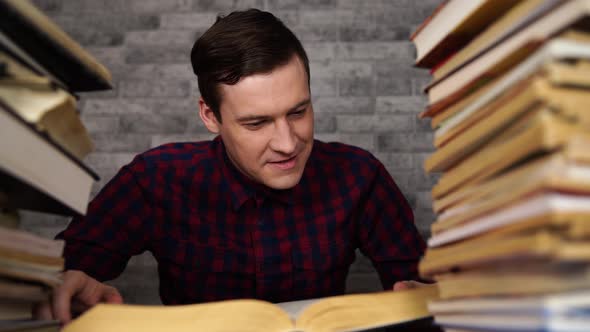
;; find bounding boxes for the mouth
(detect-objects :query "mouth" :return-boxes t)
[268,155,297,170]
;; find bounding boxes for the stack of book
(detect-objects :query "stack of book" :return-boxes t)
[412,0,590,331]
[0,0,111,330]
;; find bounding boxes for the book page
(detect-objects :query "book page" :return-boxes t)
[295,286,438,332]
[277,298,320,321]
[62,300,294,332]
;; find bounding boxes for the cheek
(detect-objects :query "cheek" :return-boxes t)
[295,115,314,140]
[232,131,270,164]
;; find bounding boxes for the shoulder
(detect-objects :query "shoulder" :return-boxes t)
[312,140,381,169]
[309,140,384,182]
[125,140,217,174]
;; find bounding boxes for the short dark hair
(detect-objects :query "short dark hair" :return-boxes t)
[190,9,310,122]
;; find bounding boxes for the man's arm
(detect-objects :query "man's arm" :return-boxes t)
[59,156,155,281]
[40,156,155,323]
[356,158,427,289]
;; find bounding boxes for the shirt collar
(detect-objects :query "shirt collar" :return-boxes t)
[216,136,301,211]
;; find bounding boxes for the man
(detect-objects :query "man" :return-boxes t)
[37,9,426,323]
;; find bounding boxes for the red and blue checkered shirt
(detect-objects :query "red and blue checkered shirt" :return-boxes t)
[60,137,425,304]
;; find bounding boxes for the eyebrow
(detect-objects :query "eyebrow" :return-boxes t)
[236,98,311,123]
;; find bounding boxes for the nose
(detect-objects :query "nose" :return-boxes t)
[269,119,297,155]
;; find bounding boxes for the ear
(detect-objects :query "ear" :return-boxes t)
[198,97,220,134]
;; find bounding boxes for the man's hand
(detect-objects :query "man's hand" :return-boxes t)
[34,270,123,324]
[392,280,431,291]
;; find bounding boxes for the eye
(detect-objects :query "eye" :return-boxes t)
[244,120,266,130]
[289,108,306,117]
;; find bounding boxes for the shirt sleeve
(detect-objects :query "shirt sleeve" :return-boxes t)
[356,159,427,289]
[57,156,155,282]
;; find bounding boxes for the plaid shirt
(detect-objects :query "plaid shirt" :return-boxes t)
[60,137,425,304]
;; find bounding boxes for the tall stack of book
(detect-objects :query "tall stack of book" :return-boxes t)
[0,0,111,330]
[412,0,590,331]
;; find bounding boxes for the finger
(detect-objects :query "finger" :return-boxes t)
[102,286,124,304]
[394,280,422,291]
[69,282,123,318]
[67,285,123,322]
[393,281,411,291]
[71,283,123,312]
[53,270,88,324]
[32,300,54,320]
[70,299,91,316]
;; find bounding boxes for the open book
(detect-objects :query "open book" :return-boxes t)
[62,286,439,332]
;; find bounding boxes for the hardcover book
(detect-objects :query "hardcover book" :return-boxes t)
[62,286,440,332]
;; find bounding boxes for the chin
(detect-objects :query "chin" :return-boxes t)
[263,173,303,190]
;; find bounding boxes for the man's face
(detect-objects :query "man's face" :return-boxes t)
[200,56,314,190]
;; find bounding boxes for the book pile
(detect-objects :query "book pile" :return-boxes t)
[411,0,590,331]
[0,0,111,330]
